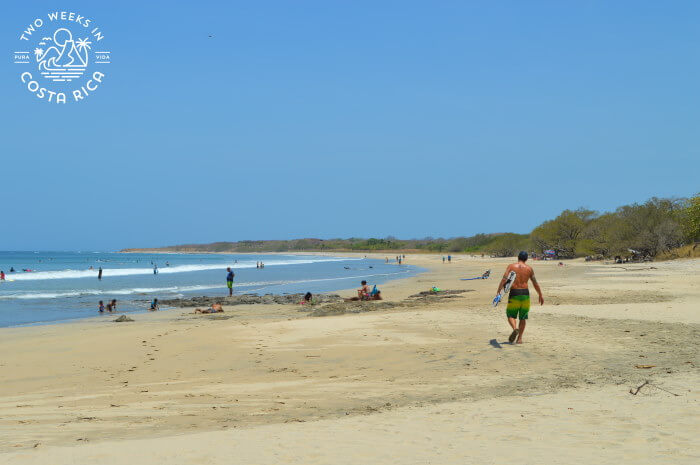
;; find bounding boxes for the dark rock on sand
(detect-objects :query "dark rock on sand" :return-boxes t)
[159,293,343,308]
[114,315,134,322]
[308,301,405,317]
[408,289,472,300]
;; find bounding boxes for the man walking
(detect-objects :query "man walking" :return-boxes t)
[496,251,544,344]
[226,267,235,297]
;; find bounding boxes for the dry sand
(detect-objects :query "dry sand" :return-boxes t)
[0,254,698,464]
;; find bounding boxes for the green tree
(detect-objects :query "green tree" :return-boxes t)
[681,194,700,242]
[530,208,597,258]
[485,233,531,257]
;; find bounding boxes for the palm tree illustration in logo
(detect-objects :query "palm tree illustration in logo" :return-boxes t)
[76,38,92,55]
[35,28,90,81]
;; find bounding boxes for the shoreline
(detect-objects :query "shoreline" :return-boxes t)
[0,253,425,330]
[1,255,698,463]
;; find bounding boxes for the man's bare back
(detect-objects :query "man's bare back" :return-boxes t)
[504,262,534,290]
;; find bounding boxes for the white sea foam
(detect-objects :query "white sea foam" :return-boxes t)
[5,257,360,282]
[0,269,410,300]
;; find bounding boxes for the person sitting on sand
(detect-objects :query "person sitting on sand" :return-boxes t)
[347,283,382,301]
[300,292,313,305]
[496,251,544,344]
[195,303,224,314]
[149,299,159,311]
[357,280,370,299]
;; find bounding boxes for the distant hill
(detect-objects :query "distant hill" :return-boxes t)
[121,193,700,260]
[120,234,512,255]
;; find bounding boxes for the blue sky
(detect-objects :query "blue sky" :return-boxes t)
[2,1,698,250]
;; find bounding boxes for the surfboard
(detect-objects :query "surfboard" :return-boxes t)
[492,270,516,307]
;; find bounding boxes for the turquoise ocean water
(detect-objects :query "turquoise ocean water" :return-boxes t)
[0,252,420,327]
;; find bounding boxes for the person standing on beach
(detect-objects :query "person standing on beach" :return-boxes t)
[496,251,544,344]
[226,267,235,296]
[98,267,102,280]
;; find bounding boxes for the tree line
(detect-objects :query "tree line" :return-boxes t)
[530,195,699,259]
[123,194,699,260]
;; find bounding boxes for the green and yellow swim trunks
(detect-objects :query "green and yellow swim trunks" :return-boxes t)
[506,288,530,320]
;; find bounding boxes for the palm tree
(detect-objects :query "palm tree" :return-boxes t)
[34,48,43,60]
[76,38,92,52]
[76,38,92,64]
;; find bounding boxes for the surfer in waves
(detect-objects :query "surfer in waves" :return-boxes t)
[496,251,544,344]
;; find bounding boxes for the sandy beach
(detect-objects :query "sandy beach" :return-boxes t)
[1,254,698,464]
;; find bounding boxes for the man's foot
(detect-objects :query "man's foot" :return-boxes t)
[508,329,519,343]
[516,339,523,344]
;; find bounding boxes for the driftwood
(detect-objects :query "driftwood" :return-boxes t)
[629,381,650,395]
[629,380,680,397]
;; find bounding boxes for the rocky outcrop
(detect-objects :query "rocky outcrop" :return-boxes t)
[159,293,343,308]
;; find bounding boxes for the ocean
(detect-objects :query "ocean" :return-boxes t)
[0,251,420,327]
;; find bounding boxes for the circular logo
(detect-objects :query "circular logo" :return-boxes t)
[13,11,112,104]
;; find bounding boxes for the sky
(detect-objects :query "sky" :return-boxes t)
[1,0,698,251]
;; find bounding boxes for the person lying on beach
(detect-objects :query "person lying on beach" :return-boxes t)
[194,303,224,314]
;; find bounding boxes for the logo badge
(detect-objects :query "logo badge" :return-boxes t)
[13,11,111,104]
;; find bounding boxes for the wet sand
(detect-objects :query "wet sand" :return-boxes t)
[0,255,698,464]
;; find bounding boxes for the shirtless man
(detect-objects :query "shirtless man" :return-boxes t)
[496,251,544,344]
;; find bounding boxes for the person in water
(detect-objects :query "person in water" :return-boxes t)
[153,264,158,275]
[226,267,235,297]
[98,300,105,313]
[0,271,5,281]
[9,267,15,273]
[496,251,544,344]
[98,267,103,280]
[149,298,159,311]
[106,299,117,312]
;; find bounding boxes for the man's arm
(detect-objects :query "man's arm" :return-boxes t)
[531,272,544,305]
[496,265,512,293]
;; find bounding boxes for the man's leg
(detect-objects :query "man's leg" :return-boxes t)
[516,297,530,343]
[507,317,518,330]
[516,319,526,343]
[506,302,520,343]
